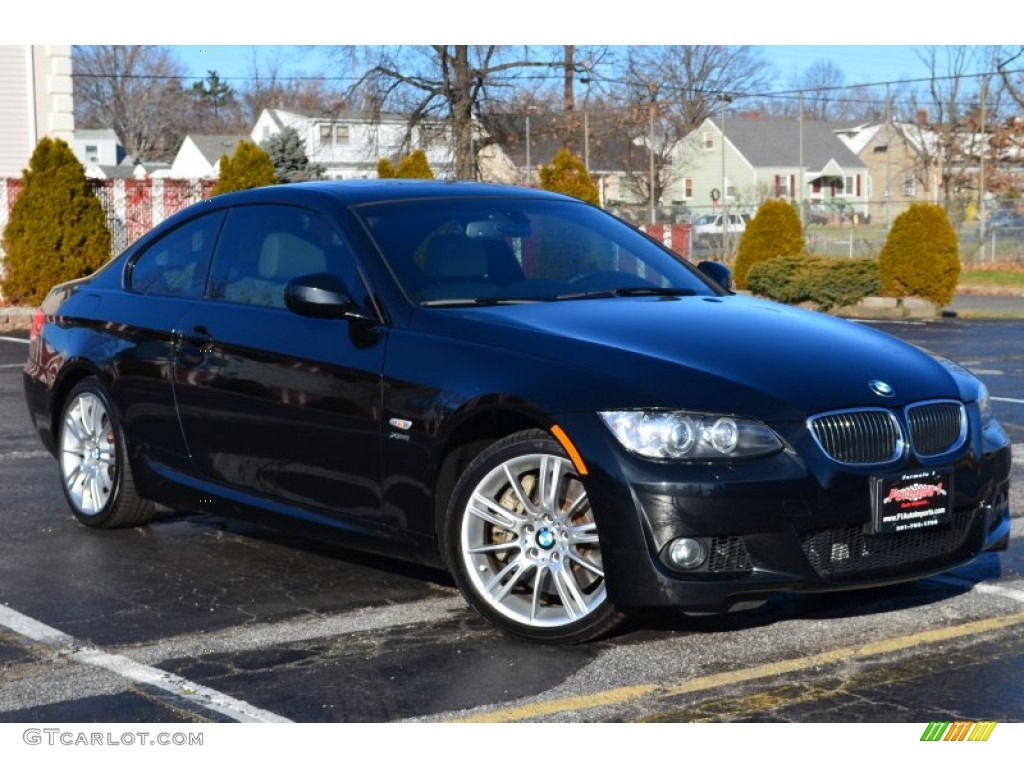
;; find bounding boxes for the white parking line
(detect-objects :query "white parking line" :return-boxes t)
[0,450,50,460]
[0,363,25,369]
[0,603,292,723]
[0,336,29,344]
[992,396,1024,405]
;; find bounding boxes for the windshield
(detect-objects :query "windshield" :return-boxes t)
[352,196,719,305]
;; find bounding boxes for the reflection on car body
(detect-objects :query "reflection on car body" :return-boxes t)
[23,180,1012,643]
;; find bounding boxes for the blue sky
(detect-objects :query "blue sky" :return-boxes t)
[166,44,955,94]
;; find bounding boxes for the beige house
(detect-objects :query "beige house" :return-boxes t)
[834,122,942,226]
[0,46,74,178]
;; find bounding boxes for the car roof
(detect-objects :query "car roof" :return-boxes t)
[209,179,572,207]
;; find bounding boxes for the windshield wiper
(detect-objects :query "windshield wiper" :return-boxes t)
[612,287,698,297]
[419,297,543,307]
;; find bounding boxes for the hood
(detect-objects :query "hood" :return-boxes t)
[412,294,969,421]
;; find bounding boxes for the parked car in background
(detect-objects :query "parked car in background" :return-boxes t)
[23,180,1012,644]
[692,212,747,246]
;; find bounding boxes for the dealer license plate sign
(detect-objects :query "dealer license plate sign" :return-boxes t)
[871,469,952,535]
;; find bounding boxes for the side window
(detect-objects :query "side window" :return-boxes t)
[129,211,225,297]
[209,204,368,311]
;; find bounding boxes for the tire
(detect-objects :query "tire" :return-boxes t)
[58,378,156,529]
[444,429,624,643]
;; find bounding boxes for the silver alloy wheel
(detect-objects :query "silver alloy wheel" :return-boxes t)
[60,391,116,516]
[459,452,607,629]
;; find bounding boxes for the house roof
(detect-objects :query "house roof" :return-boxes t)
[719,116,867,171]
[187,135,249,165]
[262,106,423,125]
[483,112,640,174]
[75,128,121,142]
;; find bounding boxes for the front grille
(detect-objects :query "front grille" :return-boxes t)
[808,409,902,464]
[707,536,753,574]
[906,401,966,456]
[799,509,978,580]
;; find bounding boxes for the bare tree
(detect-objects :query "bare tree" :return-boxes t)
[73,45,189,161]
[901,46,988,215]
[613,46,773,207]
[353,46,564,178]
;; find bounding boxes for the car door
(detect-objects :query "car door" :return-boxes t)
[114,209,226,469]
[171,202,388,528]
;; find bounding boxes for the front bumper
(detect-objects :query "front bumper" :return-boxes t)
[557,412,1013,612]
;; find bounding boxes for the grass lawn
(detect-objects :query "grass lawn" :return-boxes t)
[958,268,1024,294]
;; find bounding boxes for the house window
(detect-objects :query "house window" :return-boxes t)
[725,177,736,200]
[702,132,714,151]
[903,173,916,197]
[841,175,859,197]
[682,178,693,199]
[319,124,350,146]
[420,124,445,147]
[85,145,99,163]
[774,174,792,198]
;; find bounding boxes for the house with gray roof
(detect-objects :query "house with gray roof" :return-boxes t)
[169,134,248,179]
[673,116,870,220]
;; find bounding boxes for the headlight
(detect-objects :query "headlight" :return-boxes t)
[599,410,782,460]
[977,381,994,428]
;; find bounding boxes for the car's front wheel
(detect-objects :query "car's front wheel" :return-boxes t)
[58,378,155,529]
[445,429,623,643]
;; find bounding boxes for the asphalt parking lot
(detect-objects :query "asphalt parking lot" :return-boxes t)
[0,318,1022,726]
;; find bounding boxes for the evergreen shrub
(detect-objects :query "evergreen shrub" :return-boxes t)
[733,199,806,289]
[212,141,277,195]
[538,148,599,205]
[747,255,881,311]
[878,203,960,306]
[1,138,111,306]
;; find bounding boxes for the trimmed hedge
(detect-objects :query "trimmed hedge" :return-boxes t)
[747,254,881,311]
[212,141,277,196]
[733,199,806,289]
[539,147,599,204]
[878,203,960,306]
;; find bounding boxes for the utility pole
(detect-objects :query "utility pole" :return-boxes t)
[563,45,576,152]
[648,83,658,225]
[979,75,988,250]
[885,83,892,230]
[798,92,804,225]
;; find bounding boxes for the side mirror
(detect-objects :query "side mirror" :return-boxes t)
[696,260,733,292]
[284,273,363,319]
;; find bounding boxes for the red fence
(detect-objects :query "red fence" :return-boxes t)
[1,177,217,261]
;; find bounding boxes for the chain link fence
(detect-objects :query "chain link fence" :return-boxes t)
[0,178,216,263]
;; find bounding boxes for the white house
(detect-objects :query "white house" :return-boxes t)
[251,107,456,179]
[0,45,74,177]
[169,134,247,179]
[72,128,124,169]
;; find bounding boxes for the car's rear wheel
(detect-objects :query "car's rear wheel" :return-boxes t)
[445,429,623,643]
[58,378,155,529]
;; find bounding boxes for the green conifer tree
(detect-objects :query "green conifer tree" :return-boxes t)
[538,147,599,205]
[212,141,277,196]
[1,138,111,305]
[261,127,324,182]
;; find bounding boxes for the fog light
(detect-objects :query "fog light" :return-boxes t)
[668,538,707,570]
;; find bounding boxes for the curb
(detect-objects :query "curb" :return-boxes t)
[0,307,34,332]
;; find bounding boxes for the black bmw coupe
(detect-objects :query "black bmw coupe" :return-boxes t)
[24,180,1012,643]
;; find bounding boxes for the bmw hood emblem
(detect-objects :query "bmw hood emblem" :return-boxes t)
[869,380,895,398]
